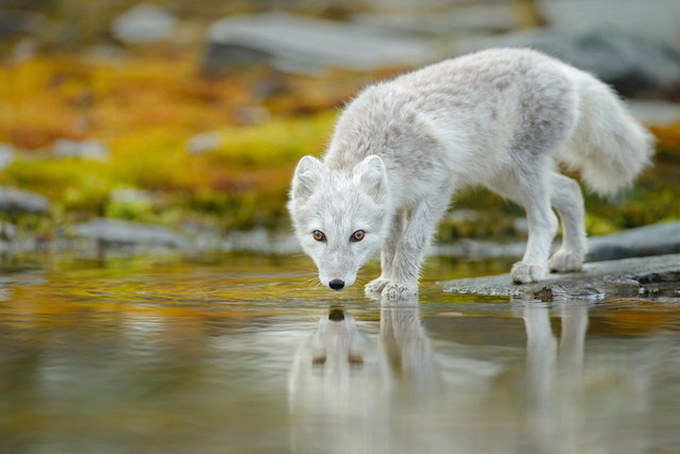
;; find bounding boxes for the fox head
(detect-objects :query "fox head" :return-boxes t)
[288,155,391,290]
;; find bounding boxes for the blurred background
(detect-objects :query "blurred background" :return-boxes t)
[1,0,679,255]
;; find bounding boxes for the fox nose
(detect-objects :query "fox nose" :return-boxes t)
[329,279,345,290]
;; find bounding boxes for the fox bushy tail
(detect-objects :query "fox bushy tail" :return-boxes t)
[557,73,655,196]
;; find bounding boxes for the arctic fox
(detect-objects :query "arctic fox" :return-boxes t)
[288,48,654,299]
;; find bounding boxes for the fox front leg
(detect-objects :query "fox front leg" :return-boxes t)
[382,198,450,300]
[365,210,406,296]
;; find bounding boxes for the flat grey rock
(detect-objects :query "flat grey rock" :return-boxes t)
[72,219,187,248]
[587,221,680,261]
[439,253,680,301]
[0,186,50,214]
[202,12,435,75]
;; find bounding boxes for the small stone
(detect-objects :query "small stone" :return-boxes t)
[533,287,554,302]
[53,139,109,161]
[111,4,178,44]
[187,132,221,155]
[0,186,50,214]
[232,106,270,126]
[109,188,156,205]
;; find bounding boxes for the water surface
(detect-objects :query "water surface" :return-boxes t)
[0,253,678,453]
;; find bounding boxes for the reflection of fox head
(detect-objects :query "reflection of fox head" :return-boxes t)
[288,155,391,290]
[288,308,391,453]
[288,308,389,413]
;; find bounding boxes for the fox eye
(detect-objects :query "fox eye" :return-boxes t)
[350,230,365,242]
[312,230,326,242]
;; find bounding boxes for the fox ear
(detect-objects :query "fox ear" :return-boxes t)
[291,155,324,202]
[355,155,388,202]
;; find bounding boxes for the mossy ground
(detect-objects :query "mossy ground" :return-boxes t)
[1,50,679,240]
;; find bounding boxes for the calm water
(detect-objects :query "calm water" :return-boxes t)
[0,253,678,453]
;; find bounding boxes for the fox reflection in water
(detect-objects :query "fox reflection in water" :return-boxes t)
[288,298,493,453]
[288,299,657,454]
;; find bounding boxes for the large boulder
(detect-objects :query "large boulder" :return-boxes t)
[540,0,680,44]
[457,29,680,98]
[201,12,435,75]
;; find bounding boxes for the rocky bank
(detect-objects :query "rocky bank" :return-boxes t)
[439,253,680,302]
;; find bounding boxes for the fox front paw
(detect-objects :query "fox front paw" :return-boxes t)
[365,277,390,295]
[381,282,418,301]
[511,262,548,284]
[548,249,584,273]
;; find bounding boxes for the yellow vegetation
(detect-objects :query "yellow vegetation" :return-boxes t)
[0,53,345,230]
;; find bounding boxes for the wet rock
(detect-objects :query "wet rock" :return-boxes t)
[0,186,50,214]
[440,253,680,301]
[72,219,187,248]
[111,3,178,44]
[53,139,109,161]
[202,12,435,75]
[457,29,680,98]
[587,221,680,262]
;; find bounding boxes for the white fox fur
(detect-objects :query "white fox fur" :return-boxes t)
[288,48,654,299]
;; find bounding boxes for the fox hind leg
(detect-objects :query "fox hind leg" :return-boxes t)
[548,173,587,273]
[488,161,559,284]
[511,181,558,284]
